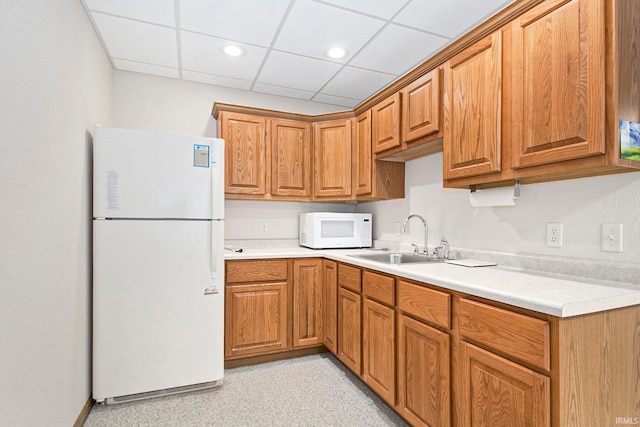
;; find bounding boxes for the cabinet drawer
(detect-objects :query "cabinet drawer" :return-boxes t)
[338,264,361,293]
[362,271,394,306]
[459,298,550,371]
[397,280,450,329]
[226,260,288,284]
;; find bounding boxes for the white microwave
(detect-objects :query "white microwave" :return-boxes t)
[299,212,372,249]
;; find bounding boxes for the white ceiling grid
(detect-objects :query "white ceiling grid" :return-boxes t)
[83,0,512,108]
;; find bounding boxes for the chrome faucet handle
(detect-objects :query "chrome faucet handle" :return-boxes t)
[440,237,450,260]
[411,243,419,254]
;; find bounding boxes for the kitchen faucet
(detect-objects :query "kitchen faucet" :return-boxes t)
[401,214,428,255]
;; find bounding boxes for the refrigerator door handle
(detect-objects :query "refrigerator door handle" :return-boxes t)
[210,140,224,220]
[210,221,219,280]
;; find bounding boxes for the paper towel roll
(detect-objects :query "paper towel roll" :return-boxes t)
[469,187,517,207]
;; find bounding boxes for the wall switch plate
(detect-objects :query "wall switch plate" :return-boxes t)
[260,223,268,235]
[394,222,401,236]
[601,223,623,252]
[546,223,563,248]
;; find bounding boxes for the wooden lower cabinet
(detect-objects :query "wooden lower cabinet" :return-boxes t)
[362,298,396,406]
[459,341,550,427]
[225,282,288,358]
[338,286,362,374]
[322,260,338,354]
[292,258,322,348]
[226,259,640,427]
[397,314,450,427]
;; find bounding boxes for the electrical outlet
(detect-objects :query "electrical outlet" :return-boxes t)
[394,222,401,236]
[546,223,563,248]
[260,223,268,235]
[601,223,623,252]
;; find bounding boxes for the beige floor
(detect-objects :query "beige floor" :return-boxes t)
[84,353,408,426]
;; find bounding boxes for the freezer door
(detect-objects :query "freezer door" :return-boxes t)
[93,219,224,401]
[93,126,224,220]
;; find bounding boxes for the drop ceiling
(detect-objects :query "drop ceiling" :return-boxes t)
[83,0,513,109]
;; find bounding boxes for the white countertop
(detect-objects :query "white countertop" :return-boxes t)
[224,247,640,318]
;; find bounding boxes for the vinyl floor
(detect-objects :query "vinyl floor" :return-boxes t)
[84,353,408,426]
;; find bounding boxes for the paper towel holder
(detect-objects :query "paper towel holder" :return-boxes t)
[470,179,521,198]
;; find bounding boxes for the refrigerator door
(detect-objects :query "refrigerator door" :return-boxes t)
[93,219,224,401]
[93,126,224,220]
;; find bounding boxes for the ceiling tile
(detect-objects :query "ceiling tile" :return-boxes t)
[92,12,178,67]
[253,83,315,101]
[274,0,385,63]
[349,24,448,75]
[113,59,179,79]
[182,70,252,90]
[312,93,360,108]
[84,0,176,26]
[318,0,408,19]
[258,51,342,92]
[394,0,512,38]
[321,66,395,100]
[179,0,291,47]
[180,31,267,81]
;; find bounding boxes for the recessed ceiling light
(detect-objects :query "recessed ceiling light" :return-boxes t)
[325,47,348,59]
[222,45,244,57]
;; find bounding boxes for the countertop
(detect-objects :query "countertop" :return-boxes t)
[224,247,640,318]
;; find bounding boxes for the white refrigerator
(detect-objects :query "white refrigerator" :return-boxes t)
[92,126,224,404]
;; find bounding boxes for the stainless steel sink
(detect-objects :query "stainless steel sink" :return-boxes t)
[350,253,445,264]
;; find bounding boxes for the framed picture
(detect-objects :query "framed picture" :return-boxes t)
[620,119,640,161]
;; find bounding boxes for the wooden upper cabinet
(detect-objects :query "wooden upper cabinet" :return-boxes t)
[511,0,605,169]
[443,31,502,180]
[218,111,268,196]
[355,110,405,200]
[402,68,442,145]
[355,110,373,196]
[313,119,353,199]
[270,119,311,198]
[372,93,401,155]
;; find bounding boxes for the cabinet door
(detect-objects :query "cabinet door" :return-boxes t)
[511,0,605,169]
[219,112,268,195]
[402,68,441,144]
[322,260,338,354]
[362,298,396,406]
[270,119,312,198]
[313,119,353,199]
[459,342,550,427]
[372,92,401,154]
[292,258,322,348]
[355,110,406,200]
[397,314,450,427]
[224,282,288,358]
[355,110,373,196]
[338,287,361,375]
[443,31,502,180]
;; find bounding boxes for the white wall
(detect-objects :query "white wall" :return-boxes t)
[361,153,640,264]
[0,1,113,425]
[114,70,346,136]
